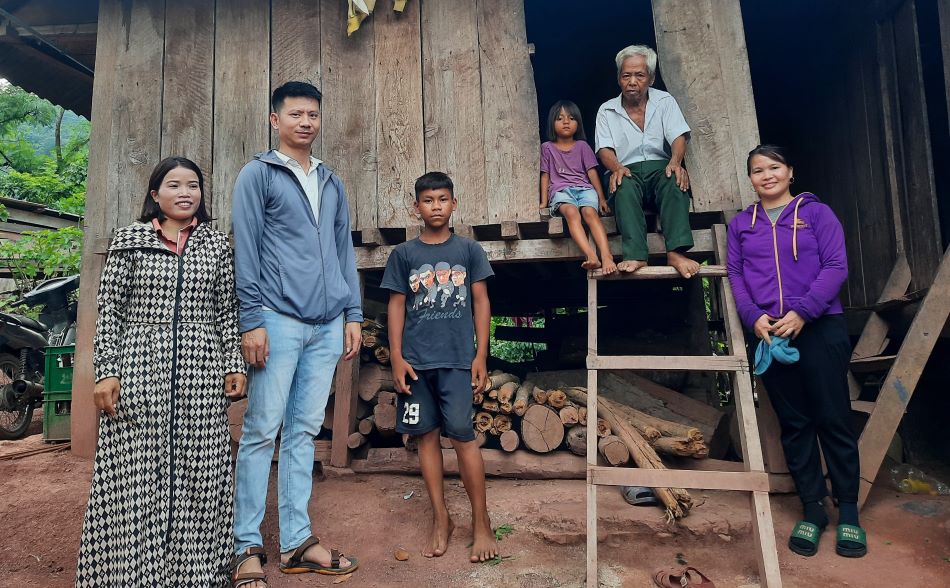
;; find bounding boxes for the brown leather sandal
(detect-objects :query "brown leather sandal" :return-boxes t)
[279,535,359,576]
[227,546,268,588]
[653,566,716,587]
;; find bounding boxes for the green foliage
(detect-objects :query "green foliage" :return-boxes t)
[493,524,514,541]
[0,227,83,293]
[490,316,546,363]
[0,84,89,215]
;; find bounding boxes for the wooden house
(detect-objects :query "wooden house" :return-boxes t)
[1,0,946,484]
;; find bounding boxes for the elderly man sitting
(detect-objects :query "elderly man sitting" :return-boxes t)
[595,44,700,278]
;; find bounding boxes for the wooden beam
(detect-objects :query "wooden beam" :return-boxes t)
[589,265,726,280]
[351,447,586,478]
[329,356,359,467]
[355,229,714,269]
[587,354,748,372]
[500,220,521,240]
[589,465,769,492]
[858,246,950,506]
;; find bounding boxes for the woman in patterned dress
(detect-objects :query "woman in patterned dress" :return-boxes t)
[76,157,246,587]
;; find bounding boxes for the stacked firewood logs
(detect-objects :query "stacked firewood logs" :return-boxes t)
[360,319,391,365]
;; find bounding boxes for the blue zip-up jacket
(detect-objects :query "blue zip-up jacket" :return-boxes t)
[232,150,363,333]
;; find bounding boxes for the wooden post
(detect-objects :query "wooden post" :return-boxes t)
[330,273,366,467]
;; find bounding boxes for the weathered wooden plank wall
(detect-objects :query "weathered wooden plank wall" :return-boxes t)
[271,0,323,157]
[478,0,540,224]
[651,0,760,213]
[374,2,424,229]
[212,0,270,232]
[420,0,487,226]
[161,0,214,180]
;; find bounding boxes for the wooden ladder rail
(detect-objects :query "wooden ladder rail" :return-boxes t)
[585,224,782,588]
[857,246,950,506]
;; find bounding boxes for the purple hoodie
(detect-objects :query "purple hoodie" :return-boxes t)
[726,192,848,330]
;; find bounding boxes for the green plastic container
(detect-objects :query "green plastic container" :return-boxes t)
[43,345,75,441]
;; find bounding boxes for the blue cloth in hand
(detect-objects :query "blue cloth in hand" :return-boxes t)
[753,336,801,376]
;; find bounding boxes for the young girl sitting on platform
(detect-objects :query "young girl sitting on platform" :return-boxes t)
[539,100,617,275]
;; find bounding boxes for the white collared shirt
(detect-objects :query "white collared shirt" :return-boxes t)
[274,149,323,224]
[594,88,691,166]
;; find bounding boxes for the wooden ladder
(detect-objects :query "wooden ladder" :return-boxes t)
[584,224,782,587]
[856,247,950,506]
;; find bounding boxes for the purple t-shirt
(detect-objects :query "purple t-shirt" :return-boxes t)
[540,141,599,198]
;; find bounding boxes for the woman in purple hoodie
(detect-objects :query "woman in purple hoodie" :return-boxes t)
[727,145,866,559]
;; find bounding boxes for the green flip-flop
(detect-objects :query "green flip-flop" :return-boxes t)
[788,520,824,557]
[835,524,868,558]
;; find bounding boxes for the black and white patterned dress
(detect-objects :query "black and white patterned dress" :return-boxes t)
[76,222,245,587]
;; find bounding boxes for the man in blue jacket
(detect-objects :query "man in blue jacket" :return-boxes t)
[229,81,362,584]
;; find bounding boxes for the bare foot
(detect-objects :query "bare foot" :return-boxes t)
[280,541,353,571]
[422,515,455,558]
[667,251,700,279]
[234,554,267,588]
[617,259,647,273]
[601,257,618,276]
[581,256,602,271]
[470,515,499,563]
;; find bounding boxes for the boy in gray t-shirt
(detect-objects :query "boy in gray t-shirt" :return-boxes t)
[381,172,497,564]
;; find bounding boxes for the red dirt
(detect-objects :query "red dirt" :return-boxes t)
[1,433,948,587]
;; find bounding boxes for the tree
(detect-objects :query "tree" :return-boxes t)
[0,84,57,172]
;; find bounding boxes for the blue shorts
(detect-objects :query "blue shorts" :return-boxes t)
[549,186,599,216]
[396,368,476,441]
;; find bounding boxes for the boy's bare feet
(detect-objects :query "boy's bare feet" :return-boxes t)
[470,514,499,563]
[279,542,353,570]
[601,257,618,276]
[581,256,602,271]
[667,250,700,278]
[617,259,647,273]
[423,515,455,557]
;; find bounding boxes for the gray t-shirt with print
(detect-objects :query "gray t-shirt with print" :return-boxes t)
[381,235,493,370]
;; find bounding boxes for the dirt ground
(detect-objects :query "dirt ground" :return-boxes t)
[1,429,948,588]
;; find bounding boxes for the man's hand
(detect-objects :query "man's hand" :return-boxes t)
[772,310,805,340]
[344,321,361,361]
[608,167,633,193]
[93,377,121,416]
[391,355,418,395]
[224,373,247,399]
[753,314,775,345]
[471,356,488,395]
[665,162,690,192]
[242,327,269,368]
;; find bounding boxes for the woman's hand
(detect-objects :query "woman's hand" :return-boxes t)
[772,310,805,339]
[224,373,247,399]
[753,314,775,345]
[94,377,121,416]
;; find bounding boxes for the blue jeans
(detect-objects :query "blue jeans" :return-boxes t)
[233,310,344,553]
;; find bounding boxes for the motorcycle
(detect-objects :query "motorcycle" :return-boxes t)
[0,274,79,439]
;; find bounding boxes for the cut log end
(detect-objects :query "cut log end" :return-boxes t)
[499,430,520,452]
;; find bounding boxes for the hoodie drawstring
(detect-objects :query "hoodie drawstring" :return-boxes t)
[792,197,804,261]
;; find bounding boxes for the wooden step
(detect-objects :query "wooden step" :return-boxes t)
[588,465,770,492]
[587,354,748,372]
[851,400,876,414]
[849,354,897,373]
[589,264,726,280]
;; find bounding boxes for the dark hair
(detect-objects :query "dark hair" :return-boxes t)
[546,100,587,142]
[746,144,792,175]
[139,156,211,224]
[271,81,322,113]
[414,172,454,200]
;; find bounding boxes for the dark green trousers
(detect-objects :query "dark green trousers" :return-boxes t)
[606,159,693,261]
